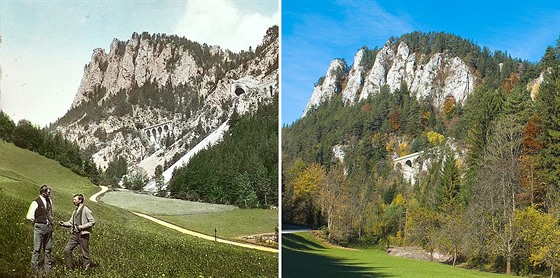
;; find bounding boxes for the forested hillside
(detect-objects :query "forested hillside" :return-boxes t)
[0,97,278,209]
[282,32,560,276]
[0,114,100,183]
[168,98,278,208]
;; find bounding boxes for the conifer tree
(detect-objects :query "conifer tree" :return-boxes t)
[437,151,461,212]
[534,66,560,211]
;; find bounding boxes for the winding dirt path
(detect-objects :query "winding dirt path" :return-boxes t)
[90,185,277,253]
[89,185,109,202]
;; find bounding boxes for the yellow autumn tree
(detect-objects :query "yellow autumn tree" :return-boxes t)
[427,131,445,145]
[398,142,410,157]
[515,206,560,278]
[293,163,326,227]
[293,163,325,197]
[392,193,407,207]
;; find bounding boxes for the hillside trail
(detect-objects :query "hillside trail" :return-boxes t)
[89,185,277,253]
[89,185,109,202]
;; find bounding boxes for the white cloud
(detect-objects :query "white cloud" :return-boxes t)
[174,0,278,52]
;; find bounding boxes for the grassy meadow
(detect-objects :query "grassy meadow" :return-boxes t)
[282,232,511,278]
[0,141,277,277]
[157,209,278,239]
[101,190,238,215]
[101,191,278,239]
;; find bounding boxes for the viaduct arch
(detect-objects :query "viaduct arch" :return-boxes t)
[393,151,424,185]
[142,121,173,143]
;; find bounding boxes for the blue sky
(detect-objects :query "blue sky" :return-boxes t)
[1,0,278,127]
[282,0,560,125]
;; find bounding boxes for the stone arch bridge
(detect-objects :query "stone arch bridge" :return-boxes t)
[142,121,173,144]
[393,151,424,185]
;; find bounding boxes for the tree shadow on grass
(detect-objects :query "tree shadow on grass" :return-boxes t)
[282,233,394,277]
[282,232,325,251]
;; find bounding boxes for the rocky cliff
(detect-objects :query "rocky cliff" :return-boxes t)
[304,39,476,116]
[303,59,347,116]
[54,26,278,177]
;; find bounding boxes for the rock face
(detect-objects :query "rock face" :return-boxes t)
[303,40,476,116]
[360,42,396,100]
[527,71,545,100]
[54,26,278,177]
[341,49,365,105]
[304,59,347,116]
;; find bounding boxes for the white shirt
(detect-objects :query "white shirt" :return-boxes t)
[26,195,51,223]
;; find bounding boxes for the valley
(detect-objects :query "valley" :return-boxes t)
[0,141,278,277]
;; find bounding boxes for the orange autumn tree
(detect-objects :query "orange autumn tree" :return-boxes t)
[443,95,456,117]
[502,72,520,93]
[519,115,545,208]
[389,110,401,131]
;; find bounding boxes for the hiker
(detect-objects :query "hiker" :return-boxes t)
[59,193,95,270]
[26,185,53,273]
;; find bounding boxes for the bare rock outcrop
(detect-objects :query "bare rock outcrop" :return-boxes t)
[303,39,477,117]
[303,59,347,116]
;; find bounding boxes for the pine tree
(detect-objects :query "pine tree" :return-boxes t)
[540,46,560,70]
[535,65,560,211]
[437,151,461,212]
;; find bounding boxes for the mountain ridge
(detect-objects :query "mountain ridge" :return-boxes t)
[52,26,279,179]
[303,31,537,118]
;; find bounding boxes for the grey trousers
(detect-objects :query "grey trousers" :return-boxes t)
[31,223,52,271]
[64,233,90,269]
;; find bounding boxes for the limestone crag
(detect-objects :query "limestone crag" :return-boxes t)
[385,43,416,94]
[527,71,545,100]
[303,40,476,116]
[72,35,203,108]
[304,59,347,116]
[332,144,346,164]
[341,49,365,104]
[55,26,278,175]
[360,42,396,101]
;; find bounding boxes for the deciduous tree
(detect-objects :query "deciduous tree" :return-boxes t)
[318,165,346,239]
[471,115,523,274]
[516,206,560,278]
[408,207,441,261]
[293,163,326,227]
[0,112,15,142]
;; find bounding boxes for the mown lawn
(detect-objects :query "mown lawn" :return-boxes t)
[100,182,278,239]
[0,141,277,277]
[158,209,278,239]
[101,190,237,215]
[282,232,510,278]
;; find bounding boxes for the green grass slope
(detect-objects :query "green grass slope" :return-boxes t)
[282,232,509,278]
[101,191,237,215]
[101,191,278,239]
[0,141,277,277]
[158,209,278,239]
